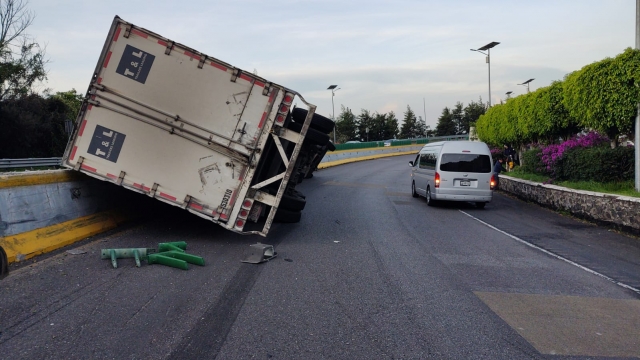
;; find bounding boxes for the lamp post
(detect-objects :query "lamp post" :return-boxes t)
[327,85,339,144]
[471,41,500,107]
[636,0,640,191]
[505,91,513,100]
[518,78,535,93]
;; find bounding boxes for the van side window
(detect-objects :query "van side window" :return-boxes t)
[419,151,437,170]
[419,154,429,169]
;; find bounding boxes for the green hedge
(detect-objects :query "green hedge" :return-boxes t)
[476,48,640,147]
[520,148,544,174]
[555,146,635,182]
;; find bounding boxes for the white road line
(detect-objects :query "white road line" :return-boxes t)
[459,210,640,295]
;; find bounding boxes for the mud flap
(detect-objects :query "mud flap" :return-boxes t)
[241,243,277,264]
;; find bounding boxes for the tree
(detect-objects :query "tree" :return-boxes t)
[357,109,374,142]
[335,105,358,143]
[435,107,456,136]
[451,102,464,135]
[384,111,399,139]
[399,105,421,139]
[0,0,46,100]
[462,97,486,134]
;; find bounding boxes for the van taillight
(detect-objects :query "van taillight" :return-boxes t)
[490,174,496,190]
[435,172,440,188]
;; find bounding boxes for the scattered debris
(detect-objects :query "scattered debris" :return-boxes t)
[242,243,277,264]
[100,242,204,270]
[101,248,155,268]
[66,249,87,255]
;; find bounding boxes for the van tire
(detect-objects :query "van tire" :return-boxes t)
[426,187,434,206]
[476,202,486,209]
[411,181,419,198]
[287,122,330,147]
[291,108,335,134]
[274,208,302,223]
[280,193,306,211]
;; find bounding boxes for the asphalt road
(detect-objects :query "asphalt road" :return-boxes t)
[1,155,640,359]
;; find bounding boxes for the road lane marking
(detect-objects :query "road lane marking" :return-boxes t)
[459,210,640,295]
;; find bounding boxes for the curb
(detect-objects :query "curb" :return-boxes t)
[318,150,418,169]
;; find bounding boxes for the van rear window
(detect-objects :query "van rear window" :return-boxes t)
[439,153,491,173]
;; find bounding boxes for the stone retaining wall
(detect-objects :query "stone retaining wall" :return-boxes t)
[500,175,640,235]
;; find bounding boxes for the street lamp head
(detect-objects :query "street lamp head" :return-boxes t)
[518,78,535,85]
[477,42,500,51]
[327,85,338,90]
[506,91,513,95]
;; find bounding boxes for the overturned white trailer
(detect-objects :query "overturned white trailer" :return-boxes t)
[62,16,335,236]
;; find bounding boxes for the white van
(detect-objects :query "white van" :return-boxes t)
[409,141,495,208]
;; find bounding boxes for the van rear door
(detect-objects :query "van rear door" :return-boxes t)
[438,153,492,194]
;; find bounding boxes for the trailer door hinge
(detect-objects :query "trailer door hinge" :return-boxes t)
[262,82,272,96]
[74,156,85,171]
[149,183,159,197]
[198,56,206,69]
[230,69,241,82]
[183,195,192,209]
[116,171,126,186]
[123,26,131,39]
[164,41,175,55]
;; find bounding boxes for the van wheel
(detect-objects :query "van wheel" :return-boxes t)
[426,187,434,206]
[411,181,419,198]
[476,202,486,209]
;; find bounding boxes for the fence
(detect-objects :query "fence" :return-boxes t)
[0,158,62,170]
[334,135,469,151]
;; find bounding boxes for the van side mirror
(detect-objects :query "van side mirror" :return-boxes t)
[409,161,414,167]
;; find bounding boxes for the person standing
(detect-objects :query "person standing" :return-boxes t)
[493,157,504,189]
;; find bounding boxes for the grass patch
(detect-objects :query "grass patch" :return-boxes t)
[504,167,640,198]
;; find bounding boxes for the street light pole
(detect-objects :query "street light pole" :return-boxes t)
[633,0,640,191]
[471,42,500,107]
[518,78,535,93]
[327,85,339,144]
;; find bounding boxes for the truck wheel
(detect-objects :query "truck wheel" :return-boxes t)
[287,122,330,147]
[280,193,306,211]
[273,208,302,223]
[0,246,8,280]
[291,108,335,134]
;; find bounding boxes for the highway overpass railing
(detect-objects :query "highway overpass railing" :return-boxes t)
[334,135,469,151]
[0,158,62,170]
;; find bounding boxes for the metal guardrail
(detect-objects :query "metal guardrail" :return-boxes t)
[334,135,469,151]
[0,158,62,169]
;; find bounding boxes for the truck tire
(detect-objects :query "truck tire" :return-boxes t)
[287,122,330,147]
[280,193,306,211]
[0,246,8,280]
[291,108,335,134]
[273,208,302,223]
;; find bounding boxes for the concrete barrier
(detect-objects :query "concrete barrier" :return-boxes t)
[0,170,130,264]
[318,145,421,169]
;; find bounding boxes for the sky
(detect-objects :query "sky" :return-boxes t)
[19,0,637,130]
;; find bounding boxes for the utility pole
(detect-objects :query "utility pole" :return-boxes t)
[633,0,640,191]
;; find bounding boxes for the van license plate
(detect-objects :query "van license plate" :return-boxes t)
[460,180,470,186]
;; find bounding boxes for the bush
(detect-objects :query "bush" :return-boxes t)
[556,146,635,182]
[520,148,544,174]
